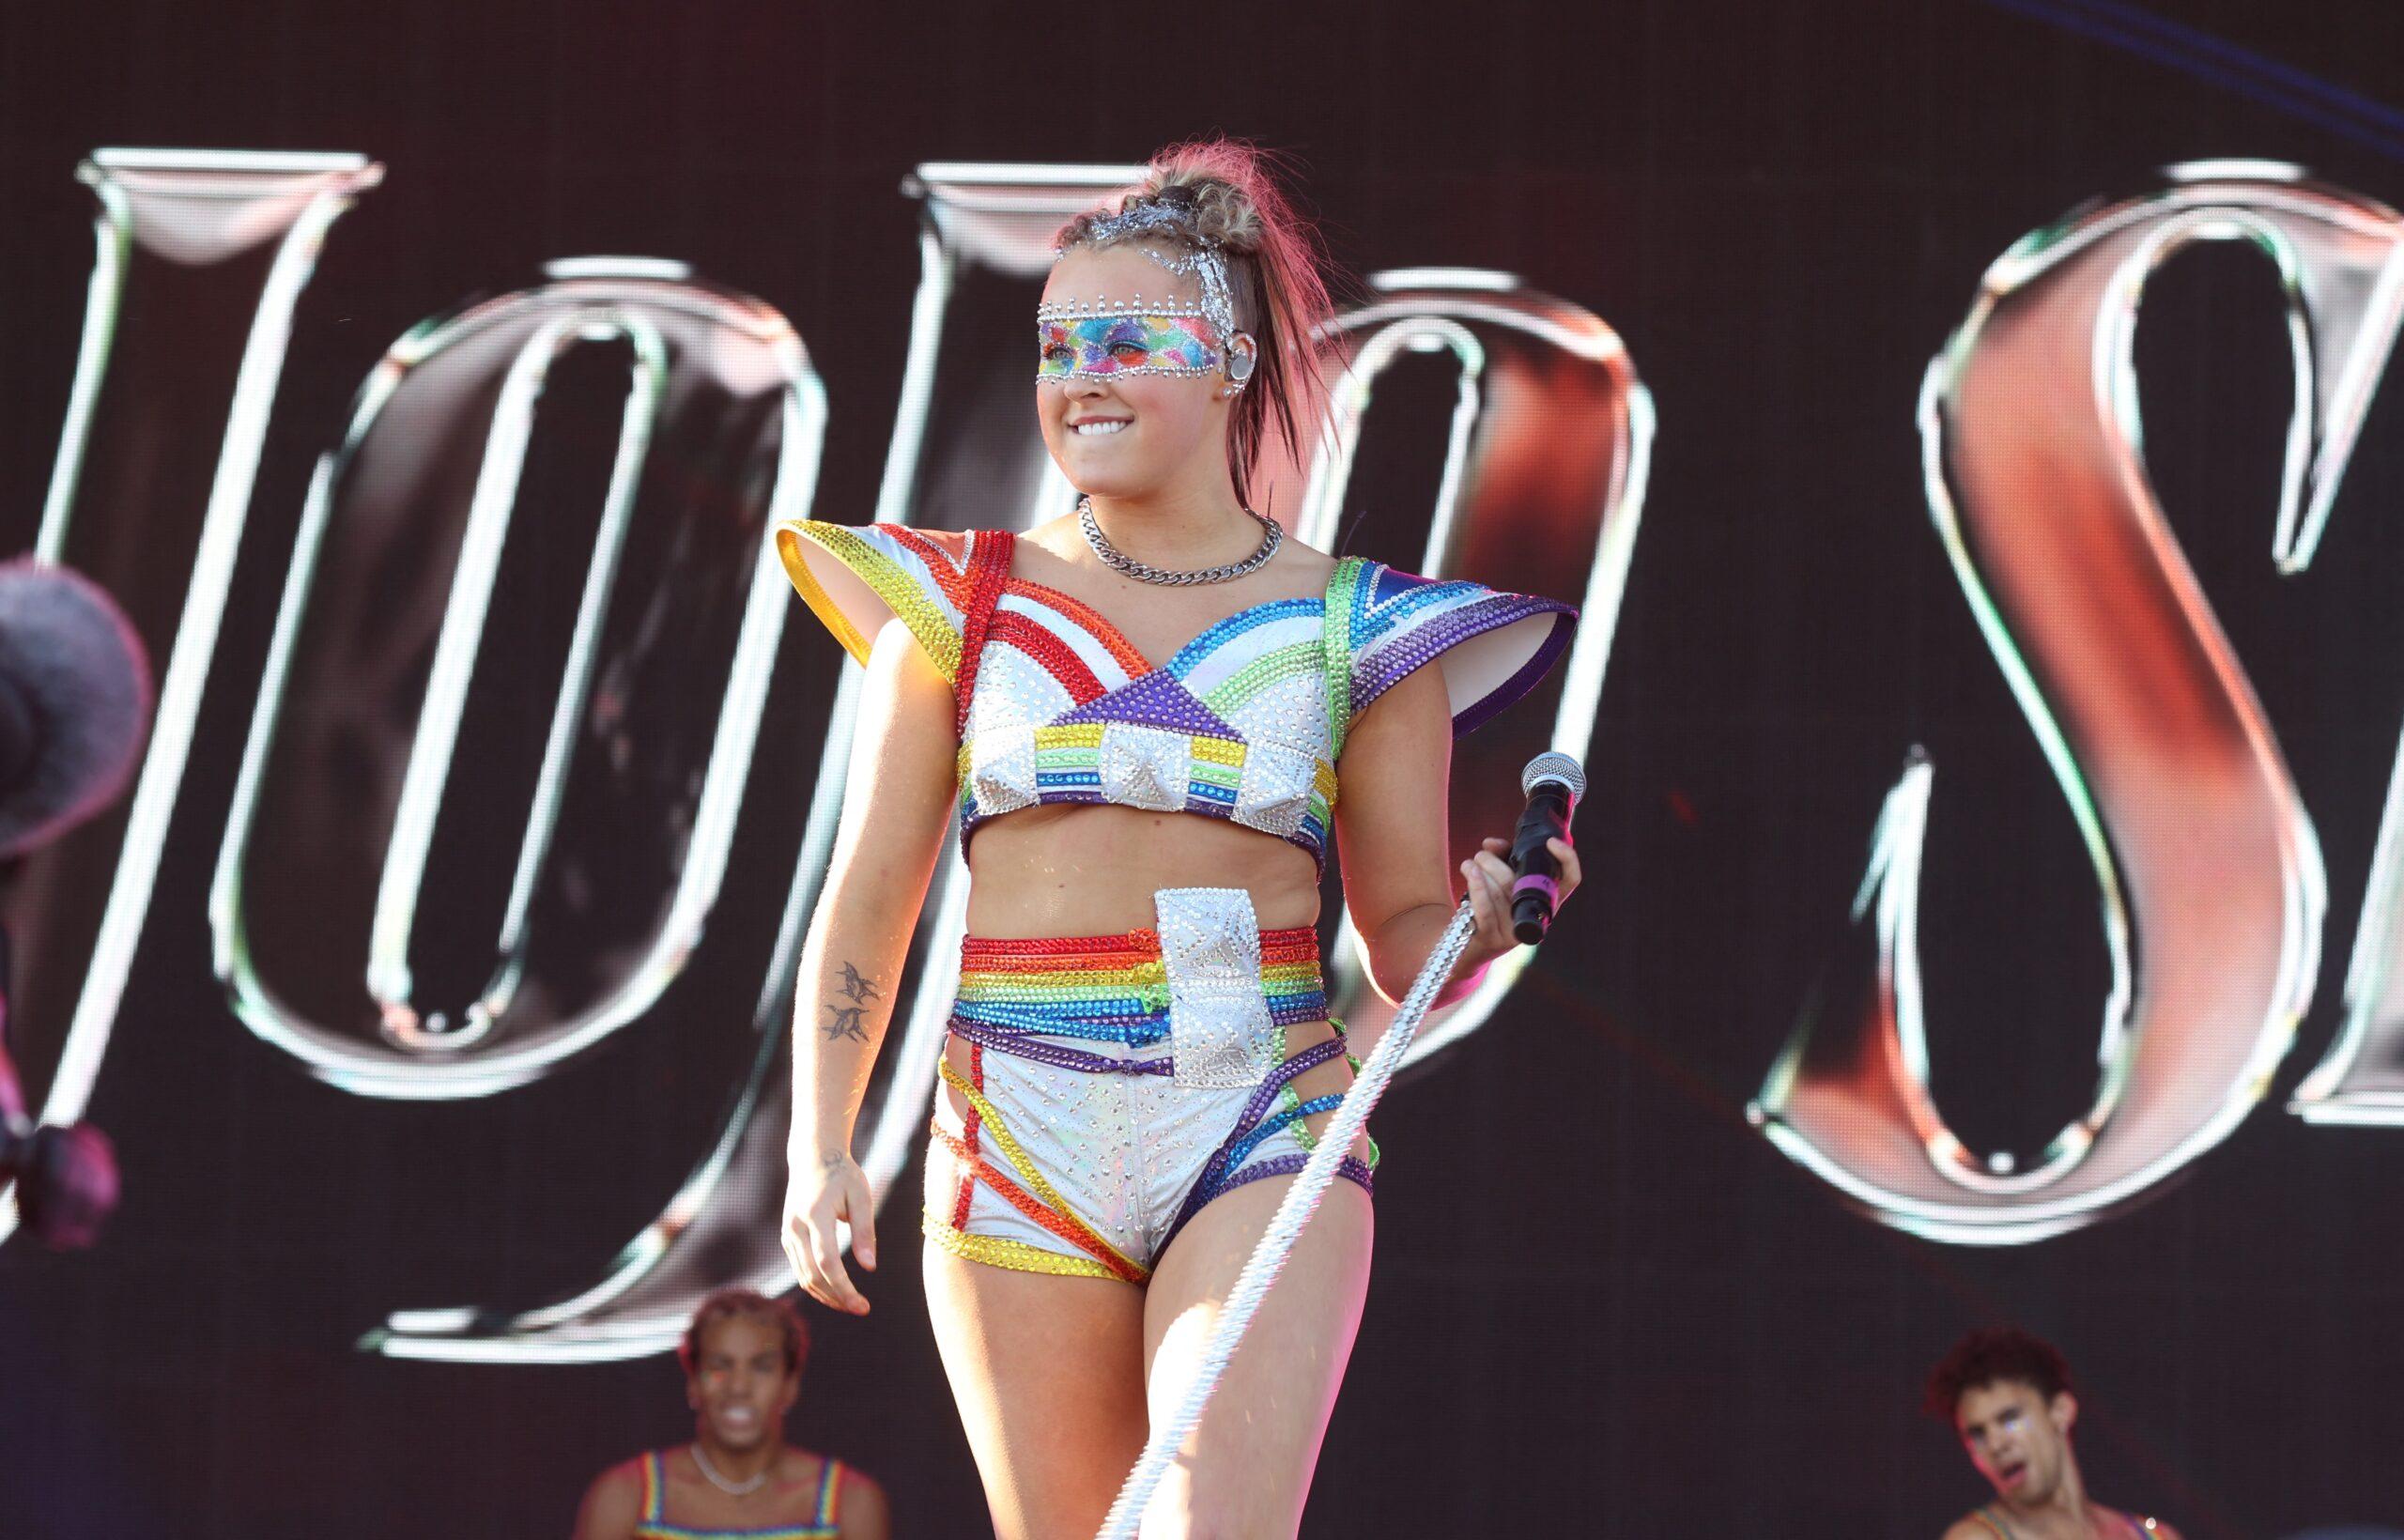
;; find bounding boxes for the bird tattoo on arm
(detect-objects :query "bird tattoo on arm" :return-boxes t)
[837,962,882,1005]
[821,961,881,1042]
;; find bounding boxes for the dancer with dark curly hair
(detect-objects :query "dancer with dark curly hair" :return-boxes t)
[1927,1327,2181,1540]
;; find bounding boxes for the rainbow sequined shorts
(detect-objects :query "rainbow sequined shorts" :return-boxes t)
[924,887,1377,1283]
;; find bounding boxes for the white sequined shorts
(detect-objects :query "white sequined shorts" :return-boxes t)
[923,887,1376,1282]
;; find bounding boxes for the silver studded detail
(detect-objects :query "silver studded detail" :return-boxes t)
[1099,723,1192,811]
[1156,887,1277,1090]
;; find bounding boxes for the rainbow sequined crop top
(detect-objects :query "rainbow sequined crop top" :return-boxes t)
[774,521,1576,872]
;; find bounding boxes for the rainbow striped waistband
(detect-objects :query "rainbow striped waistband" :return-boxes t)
[949,925,1328,1074]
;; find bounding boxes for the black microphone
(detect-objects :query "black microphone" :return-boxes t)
[1509,752,1585,946]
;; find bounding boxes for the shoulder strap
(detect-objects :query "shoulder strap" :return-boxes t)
[1322,557,1368,760]
[951,531,1014,739]
[814,1455,843,1523]
[640,1450,667,1521]
[1968,1507,2015,1539]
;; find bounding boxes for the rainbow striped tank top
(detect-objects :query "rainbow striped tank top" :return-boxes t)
[629,1448,843,1538]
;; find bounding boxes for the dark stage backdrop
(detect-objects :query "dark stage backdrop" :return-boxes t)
[2,2,2401,1535]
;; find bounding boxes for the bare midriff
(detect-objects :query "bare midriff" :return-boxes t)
[963,802,1323,937]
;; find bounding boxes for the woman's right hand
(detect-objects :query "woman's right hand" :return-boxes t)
[783,1148,878,1316]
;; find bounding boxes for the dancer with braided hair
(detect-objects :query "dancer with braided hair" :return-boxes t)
[776,140,1580,1539]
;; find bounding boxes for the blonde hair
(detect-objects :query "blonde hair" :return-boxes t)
[1056,139,1340,507]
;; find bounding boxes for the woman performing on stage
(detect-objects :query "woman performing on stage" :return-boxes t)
[775,139,1580,1539]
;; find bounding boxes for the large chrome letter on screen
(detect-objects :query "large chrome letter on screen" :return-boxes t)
[211,262,824,1100]
[0,150,380,1242]
[1754,164,2404,1242]
[2293,166,2404,1127]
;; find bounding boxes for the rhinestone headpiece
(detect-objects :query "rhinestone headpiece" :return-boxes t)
[1055,198,1243,369]
[1035,296,1211,324]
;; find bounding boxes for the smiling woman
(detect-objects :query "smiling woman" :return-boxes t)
[569,1289,889,1540]
[772,138,1579,1540]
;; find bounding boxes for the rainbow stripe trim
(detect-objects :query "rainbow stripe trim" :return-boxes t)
[631,1449,842,1538]
[774,521,971,682]
[773,521,1576,872]
[925,929,1376,1279]
[953,727,1336,856]
[948,927,1329,1051]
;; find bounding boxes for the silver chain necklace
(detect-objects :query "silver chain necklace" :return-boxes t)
[690,1442,770,1498]
[1078,495,1282,586]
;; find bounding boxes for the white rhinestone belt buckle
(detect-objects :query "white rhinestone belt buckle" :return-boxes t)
[1155,886,1277,1091]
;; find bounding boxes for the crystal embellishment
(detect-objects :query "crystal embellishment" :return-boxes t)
[1233,742,1317,839]
[1099,723,1191,812]
[776,523,1578,878]
[1156,887,1276,1090]
[969,720,1039,813]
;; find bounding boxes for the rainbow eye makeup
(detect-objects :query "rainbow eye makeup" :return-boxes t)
[1035,302,1225,381]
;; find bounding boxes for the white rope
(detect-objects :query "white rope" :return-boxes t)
[1093,899,1481,1540]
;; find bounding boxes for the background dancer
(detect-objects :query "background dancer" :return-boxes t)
[775,139,1580,1539]
[1929,1327,2181,1540]
[572,1288,888,1540]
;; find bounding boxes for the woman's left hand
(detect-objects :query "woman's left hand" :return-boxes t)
[1460,834,1580,964]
